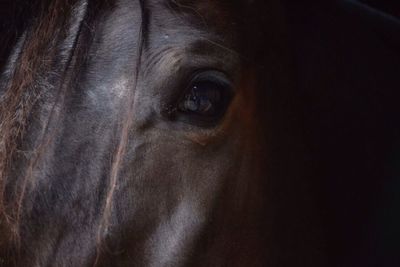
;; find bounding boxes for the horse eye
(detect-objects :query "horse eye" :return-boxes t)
[177,71,233,125]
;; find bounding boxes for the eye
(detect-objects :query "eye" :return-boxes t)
[176,70,233,125]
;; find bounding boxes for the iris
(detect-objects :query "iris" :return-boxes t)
[178,70,232,123]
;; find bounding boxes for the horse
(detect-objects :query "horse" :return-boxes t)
[0,0,399,266]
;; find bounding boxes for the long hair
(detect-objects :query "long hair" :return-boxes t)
[0,0,82,241]
[0,0,148,264]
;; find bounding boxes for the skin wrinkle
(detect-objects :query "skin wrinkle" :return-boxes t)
[144,40,239,80]
[147,48,184,82]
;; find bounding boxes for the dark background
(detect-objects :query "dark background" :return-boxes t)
[360,0,400,18]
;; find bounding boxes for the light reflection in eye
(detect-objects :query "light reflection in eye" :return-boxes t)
[179,83,223,116]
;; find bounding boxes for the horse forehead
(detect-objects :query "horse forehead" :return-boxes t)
[103,0,238,52]
[149,0,238,22]
[105,0,239,37]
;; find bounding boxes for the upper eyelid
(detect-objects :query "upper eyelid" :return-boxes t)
[143,55,238,96]
[142,39,239,79]
[142,46,181,77]
[188,70,233,85]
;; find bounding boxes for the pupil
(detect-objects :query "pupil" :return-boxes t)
[181,82,222,115]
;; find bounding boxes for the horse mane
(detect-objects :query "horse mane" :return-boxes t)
[0,0,84,246]
[0,1,147,263]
